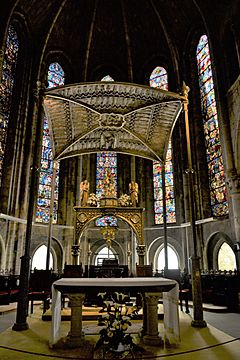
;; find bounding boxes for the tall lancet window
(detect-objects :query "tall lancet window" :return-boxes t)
[96,76,117,227]
[150,67,176,224]
[196,35,228,216]
[96,152,117,226]
[36,62,65,223]
[0,25,19,186]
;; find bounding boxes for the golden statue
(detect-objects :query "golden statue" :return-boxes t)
[80,179,89,206]
[129,181,138,206]
[103,169,116,198]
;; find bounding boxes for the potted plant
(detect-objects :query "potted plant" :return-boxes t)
[95,292,143,355]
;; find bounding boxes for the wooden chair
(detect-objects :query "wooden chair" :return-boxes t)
[136,264,153,277]
[61,264,83,307]
[0,275,20,305]
[63,264,83,278]
[0,276,10,305]
[135,265,153,309]
[28,270,52,314]
[164,269,190,313]
[8,275,20,302]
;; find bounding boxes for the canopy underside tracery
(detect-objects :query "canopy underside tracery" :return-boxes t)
[43,82,183,163]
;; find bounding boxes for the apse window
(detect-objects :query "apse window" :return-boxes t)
[0,24,19,186]
[95,247,116,266]
[157,246,179,270]
[196,35,228,217]
[150,67,175,224]
[218,242,236,271]
[36,62,65,223]
[96,151,117,226]
[101,75,114,81]
[31,245,53,270]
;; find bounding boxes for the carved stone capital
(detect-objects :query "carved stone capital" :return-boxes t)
[144,292,161,305]
[67,293,85,307]
[71,244,80,257]
[136,244,146,256]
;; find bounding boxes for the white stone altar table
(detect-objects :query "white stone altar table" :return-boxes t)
[50,277,180,348]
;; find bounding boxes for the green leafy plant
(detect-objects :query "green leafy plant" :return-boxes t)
[95,292,143,354]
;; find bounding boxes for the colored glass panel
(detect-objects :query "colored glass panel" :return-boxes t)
[96,151,117,226]
[197,35,228,216]
[48,62,65,88]
[36,63,64,223]
[150,67,175,224]
[149,66,168,90]
[0,25,19,186]
[101,75,114,81]
[97,75,117,227]
[153,144,176,225]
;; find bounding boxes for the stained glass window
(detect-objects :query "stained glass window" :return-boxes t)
[36,62,65,223]
[196,35,228,217]
[0,25,19,186]
[47,62,65,88]
[101,75,114,81]
[149,66,168,90]
[153,142,175,224]
[96,152,117,226]
[150,67,175,224]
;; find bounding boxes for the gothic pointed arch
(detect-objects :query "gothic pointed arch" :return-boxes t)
[206,232,234,270]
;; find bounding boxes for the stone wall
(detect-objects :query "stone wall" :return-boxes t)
[227,75,240,171]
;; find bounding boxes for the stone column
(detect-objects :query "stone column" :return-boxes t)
[143,292,164,346]
[226,173,240,242]
[66,293,85,347]
[13,81,45,332]
[191,256,205,327]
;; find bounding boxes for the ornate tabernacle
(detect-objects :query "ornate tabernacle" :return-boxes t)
[74,169,146,263]
[73,206,145,264]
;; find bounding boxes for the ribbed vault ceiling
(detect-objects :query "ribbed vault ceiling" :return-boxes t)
[44,82,183,162]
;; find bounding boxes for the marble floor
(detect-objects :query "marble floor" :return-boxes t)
[0,303,240,359]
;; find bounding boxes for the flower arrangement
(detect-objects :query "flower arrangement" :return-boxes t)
[95,292,143,354]
[87,192,99,207]
[118,194,131,207]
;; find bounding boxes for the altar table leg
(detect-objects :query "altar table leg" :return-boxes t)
[143,292,164,346]
[65,293,86,347]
